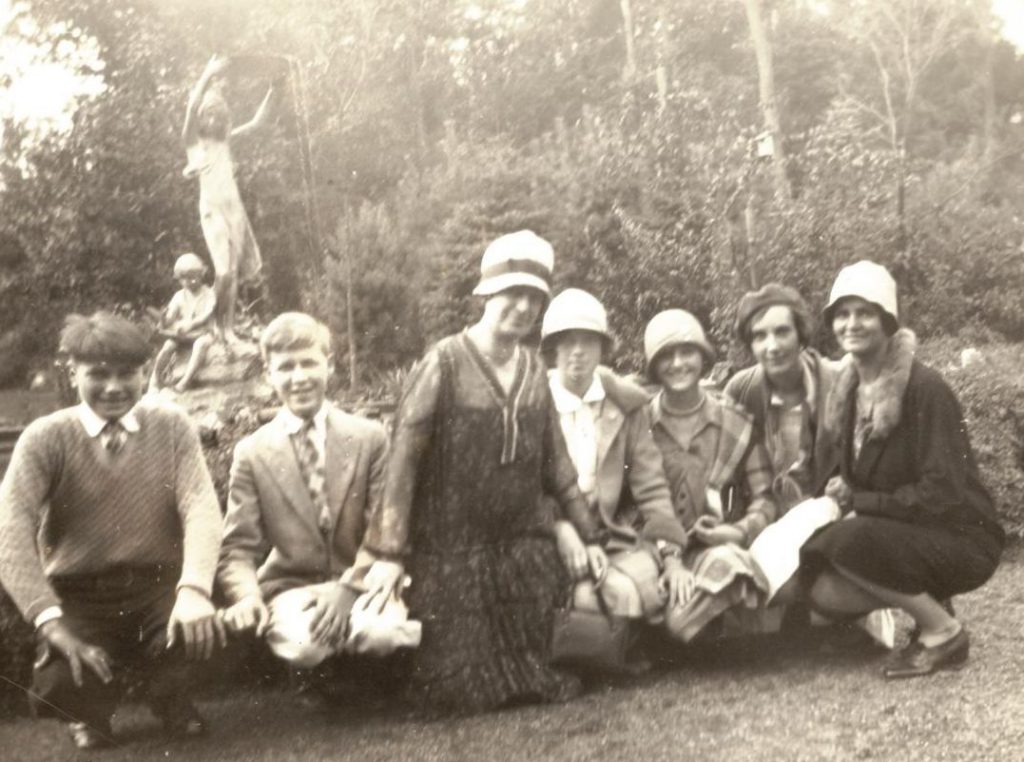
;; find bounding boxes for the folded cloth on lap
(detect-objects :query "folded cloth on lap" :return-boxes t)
[749,497,841,602]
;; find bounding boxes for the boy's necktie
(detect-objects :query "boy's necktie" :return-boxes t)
[294,419,330,535]
[102,420,126,453]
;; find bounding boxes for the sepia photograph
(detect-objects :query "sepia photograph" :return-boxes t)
[1,0,1023,758]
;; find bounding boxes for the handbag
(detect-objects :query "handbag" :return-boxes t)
[550,584,631,673]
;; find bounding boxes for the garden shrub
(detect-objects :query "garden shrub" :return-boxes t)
[916,339,1024,540]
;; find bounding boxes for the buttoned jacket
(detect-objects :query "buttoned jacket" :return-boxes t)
[217,404,387,602]
[564,367,689,552]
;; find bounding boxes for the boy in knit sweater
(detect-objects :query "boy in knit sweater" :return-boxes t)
[0,312,225,749]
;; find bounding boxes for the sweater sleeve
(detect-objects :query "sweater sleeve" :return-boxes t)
[0,421,62,623]
[851,375,983,524]
[172,410,222,597]
[217,438,270,603]
[626,406,688,550]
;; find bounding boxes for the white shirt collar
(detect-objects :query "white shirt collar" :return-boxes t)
[548,372,605,414]
[276,402,330,437]
[78,403,140,437]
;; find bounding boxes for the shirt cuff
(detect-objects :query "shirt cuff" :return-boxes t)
[34,606,63,630]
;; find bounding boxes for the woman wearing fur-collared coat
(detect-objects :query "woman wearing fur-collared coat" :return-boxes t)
[800,261,1004,680]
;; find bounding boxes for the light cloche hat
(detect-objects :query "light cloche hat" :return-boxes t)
[823,260,899,333]
[643,309,715,378]
[472,230,554,298]
[540,288,611,352]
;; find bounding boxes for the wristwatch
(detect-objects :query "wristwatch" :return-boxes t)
[656,540,684,562]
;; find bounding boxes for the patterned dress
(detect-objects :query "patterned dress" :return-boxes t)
[362,331,585,713]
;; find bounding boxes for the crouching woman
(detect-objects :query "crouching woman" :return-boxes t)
[540,290,693,644]
[800,261,1004,679]
[643,310,778,641]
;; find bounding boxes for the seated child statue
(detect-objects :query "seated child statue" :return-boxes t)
[217,313,419,702]
[0,312,225,750]
[150,252,216,393]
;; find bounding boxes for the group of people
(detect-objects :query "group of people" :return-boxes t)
[0,230,1005,750]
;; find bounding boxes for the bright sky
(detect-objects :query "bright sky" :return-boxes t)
[994,0,1024,50]
[0,0,1023,141]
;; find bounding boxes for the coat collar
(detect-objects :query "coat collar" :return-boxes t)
[823,328,917,442]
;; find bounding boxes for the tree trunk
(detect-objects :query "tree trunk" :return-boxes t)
[743,0,791,201]
[982,40,996,167]
[620,0,638,80]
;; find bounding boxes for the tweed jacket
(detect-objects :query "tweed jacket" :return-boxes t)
[822,329,1003,542]
[552,367,689,552]
[724,347,840,501]
[217,404,388,602]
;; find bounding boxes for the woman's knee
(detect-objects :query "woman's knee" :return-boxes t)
[806,571,872,620]
[808,572,847,611]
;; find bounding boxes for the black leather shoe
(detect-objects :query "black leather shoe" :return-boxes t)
[884,627,969,680]
[155,699,207,738]
[67,720,114,749]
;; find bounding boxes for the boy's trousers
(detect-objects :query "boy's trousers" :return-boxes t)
[31,565,194,728]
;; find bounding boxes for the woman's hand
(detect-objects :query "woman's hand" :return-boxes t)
[694,516,745,546]
[585,544,609,585]
[357,560,404,615]
[824,475,852,508]
[554,520,588,581]
[660,559,696,608]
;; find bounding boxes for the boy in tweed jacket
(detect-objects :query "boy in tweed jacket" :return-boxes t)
[218,313,417,701]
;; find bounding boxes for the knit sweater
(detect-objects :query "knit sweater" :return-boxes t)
[0,402,222,623]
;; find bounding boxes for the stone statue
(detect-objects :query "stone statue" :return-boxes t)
[149,253,216,393]
[182,55,275,346]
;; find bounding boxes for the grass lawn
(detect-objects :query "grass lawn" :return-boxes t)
[2,549,1022,761]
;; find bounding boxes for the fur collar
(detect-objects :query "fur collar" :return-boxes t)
[823,328,917,442]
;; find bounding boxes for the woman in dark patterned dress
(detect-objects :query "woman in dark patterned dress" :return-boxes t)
[352,231,594,713]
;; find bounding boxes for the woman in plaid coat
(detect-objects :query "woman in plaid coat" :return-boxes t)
[643,310,778,642]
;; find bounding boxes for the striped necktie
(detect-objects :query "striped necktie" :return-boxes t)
[102,419,126,454]
[294,419,330,534]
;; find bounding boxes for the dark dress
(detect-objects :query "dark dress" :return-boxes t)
[801,360,1004,599]
[362,332,585,713]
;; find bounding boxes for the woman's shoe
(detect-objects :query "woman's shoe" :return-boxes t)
[883,627,969,680]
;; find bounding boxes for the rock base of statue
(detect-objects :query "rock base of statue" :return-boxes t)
[148,335,273,425]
